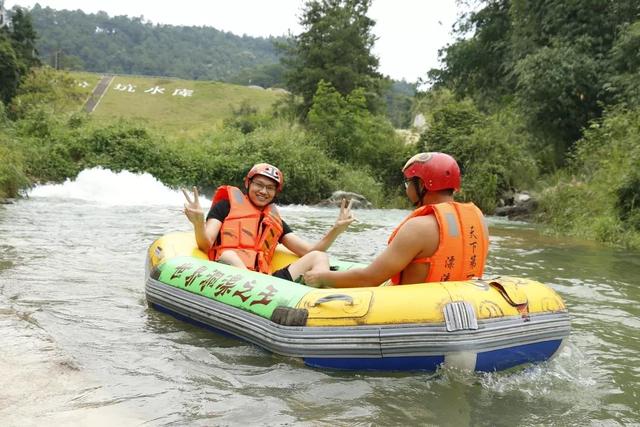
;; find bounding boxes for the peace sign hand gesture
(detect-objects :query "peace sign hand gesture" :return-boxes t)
[333,198,355,234]
[182,186,205,225]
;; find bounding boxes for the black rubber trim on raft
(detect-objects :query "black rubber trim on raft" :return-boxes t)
[150,266,162,280]
[271,307,309,326]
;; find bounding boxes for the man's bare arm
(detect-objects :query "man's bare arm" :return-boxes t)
[303,217,434,287]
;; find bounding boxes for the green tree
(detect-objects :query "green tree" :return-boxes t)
[0,7,39,105]
[280,0,383,118]
[27,5,284,82]
[384,79,416,128]
[606,20,640,107]
[418,94,537,212]
[307,80,407,189]
[8,67,85,119]
[9,7,40,69]
[429,0,514,109]
[431,0,640,168]
[513,43,602,165]
[0,31,21,104]
[537,107,640,248]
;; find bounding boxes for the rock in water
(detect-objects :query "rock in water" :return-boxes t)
[317,191,372,209]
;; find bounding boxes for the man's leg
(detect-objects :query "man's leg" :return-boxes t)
[286,251,329,282]
[217,250,247,269]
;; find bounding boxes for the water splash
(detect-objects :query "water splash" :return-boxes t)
[27,167,211,207]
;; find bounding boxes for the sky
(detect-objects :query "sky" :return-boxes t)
[4,0,463,82]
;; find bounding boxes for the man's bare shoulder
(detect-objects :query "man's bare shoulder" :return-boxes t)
[395,214,439,238]
[391,213,440,257]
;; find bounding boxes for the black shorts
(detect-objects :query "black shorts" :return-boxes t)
[272,265,293,282]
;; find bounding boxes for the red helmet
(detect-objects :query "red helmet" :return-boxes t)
[244,163,284,191]
[402,152,461,191]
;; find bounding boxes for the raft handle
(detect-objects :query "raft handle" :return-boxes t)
[311,294,354,307]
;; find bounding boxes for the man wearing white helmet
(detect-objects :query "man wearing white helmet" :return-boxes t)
[304,152,489,287]
[182,163,354,282]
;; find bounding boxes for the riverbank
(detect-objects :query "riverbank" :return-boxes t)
[2,66,638,249]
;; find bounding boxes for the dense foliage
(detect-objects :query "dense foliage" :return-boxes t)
[26,5,284,82]
[307,80,408,190]
[0,31,20,104]
[8,67,86,119]
[416,89,537,212]
[423,0,640,247]
[0,66,395,206]
[0,7,38,103]
[280,0,384,117]
[431,0,640,167]
[3,0,640,249]
[383,80,416,128]
[537,108,640,248]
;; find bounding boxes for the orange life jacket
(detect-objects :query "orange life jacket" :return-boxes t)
[208,185,284,274]
[388,202,488,284]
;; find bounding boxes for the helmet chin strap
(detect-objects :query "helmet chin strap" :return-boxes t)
[411,178,428,207]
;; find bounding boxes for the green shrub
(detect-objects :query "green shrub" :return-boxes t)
[216,124,340,205]
[332,167,386,207]
[419,100,538,212]
[223,101,274,134]
[616,171,640,231]
[9,67,86,120]
[0,139,30,198]
[308,81,409,190]
[538,107,640,248]
[12,108,83,182]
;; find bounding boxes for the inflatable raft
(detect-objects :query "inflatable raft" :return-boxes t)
[145,232,570,372]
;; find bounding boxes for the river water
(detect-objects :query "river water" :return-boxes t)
[1,168,638,426]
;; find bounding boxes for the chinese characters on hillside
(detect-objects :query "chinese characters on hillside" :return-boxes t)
[76,80,195,97]
[113,83,194,97]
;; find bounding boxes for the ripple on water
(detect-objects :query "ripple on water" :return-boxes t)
[2,179,640,425]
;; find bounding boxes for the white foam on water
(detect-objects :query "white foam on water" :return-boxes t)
[27,167,211,207]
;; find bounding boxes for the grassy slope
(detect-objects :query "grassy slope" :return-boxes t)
[69,72,284,138]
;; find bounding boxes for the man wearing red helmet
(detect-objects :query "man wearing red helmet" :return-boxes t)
[182,163,355,282]
[304,152,489,287]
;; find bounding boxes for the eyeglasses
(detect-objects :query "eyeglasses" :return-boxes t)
[404,179,412,189]
[251,181,277,193]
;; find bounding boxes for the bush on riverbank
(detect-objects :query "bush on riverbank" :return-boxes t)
[0,104,28,199]
[2,102,392,206]
[167,121,391,206]
[0,138,29,199]
[418,94,538,213]
[307,81,409,191]
[8,67,87,120]
[537,107,640,249]
[0,67,404,206]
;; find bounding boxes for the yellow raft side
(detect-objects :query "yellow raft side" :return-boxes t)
[147,231,301,270]
[297,276,566,327]
[147,232,207,267]
[148,232,568,328]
